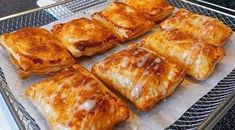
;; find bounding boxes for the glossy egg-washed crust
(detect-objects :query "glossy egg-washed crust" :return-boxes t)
[0,27,75,79]
[92,44,185,111]
[92,2,155,42]
[124,0,174,22]
[141,29,225,80]
[25,64,130,130]
[160,9,233,47]
[51,18,119,57]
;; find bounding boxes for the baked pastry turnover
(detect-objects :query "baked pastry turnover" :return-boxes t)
[92,44,185,111]
[160,9,233,47]
[141,29,225,80]
[0,27,75,79]
[25,64,130,130]
[52,18,118,57]
[92,2,155,42]
[124,0,174,22]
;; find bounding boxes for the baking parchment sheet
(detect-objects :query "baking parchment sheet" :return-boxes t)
[0,5,234,130]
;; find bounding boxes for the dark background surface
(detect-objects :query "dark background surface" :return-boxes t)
[0,0,234,129]
[202,0,235,9]
[0,0,38,17]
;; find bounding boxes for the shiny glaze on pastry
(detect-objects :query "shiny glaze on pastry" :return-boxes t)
[124,0,174,22]
[92,44,185,111]
[25,64,130,130]
[92,2,155,42]
[160,8,233,47]
[141,29,225,80]
[0,27,75,78]
[52,18,118,57]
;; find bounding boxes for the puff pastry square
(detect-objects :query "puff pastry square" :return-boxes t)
[141,29,225,80]
[124,0,174,22]
[160,9,233,47]
[0,27,75,79]
[52,18,119,57]
[25,64,130,130]
[92,44,185,111]
[92,2,155,42]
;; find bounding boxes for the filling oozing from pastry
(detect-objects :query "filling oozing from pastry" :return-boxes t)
[52,18,119,57]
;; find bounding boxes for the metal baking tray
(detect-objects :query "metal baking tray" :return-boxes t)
[0,0,234,129]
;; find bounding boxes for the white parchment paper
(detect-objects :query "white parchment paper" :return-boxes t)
[0,5,234,130]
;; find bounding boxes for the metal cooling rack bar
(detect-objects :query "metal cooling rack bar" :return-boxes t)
[198,91,235,129]
[184,0,235,17]
[44,0,107,19]
[0,70,26,130]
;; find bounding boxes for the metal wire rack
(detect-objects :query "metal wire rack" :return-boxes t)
[0,0,234,130]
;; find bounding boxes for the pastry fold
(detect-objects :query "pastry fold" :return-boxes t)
[160,9,233,47]
[52,18,118,57]
[124,0,174,22]
[0,27,75,79]
[92,2,155,42]
[141,29,225,80]
[25,64,130,130]
[92,44,185,111]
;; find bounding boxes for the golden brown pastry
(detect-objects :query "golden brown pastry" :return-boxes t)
[0,27,75,79]
[92,44,185,111]
[160,8,233,47]
[141,29,225,80]
[124,0,174,22]
[25,64,130,130]
[92,2,155,42]
[52,18,119,57]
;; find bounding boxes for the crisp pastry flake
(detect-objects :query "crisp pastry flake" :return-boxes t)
[52,18,119,57]
[92,44,185,111]
[0,27,75,79]
[25,64,130,130]
[160,8,233,47]
[141,29,225,80]
[92,2,155,42]
[124,0,174,22]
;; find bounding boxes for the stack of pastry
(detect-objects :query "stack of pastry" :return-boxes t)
[0,0,232,129]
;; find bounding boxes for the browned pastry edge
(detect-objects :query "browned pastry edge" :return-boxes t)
[51,18,120,57]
